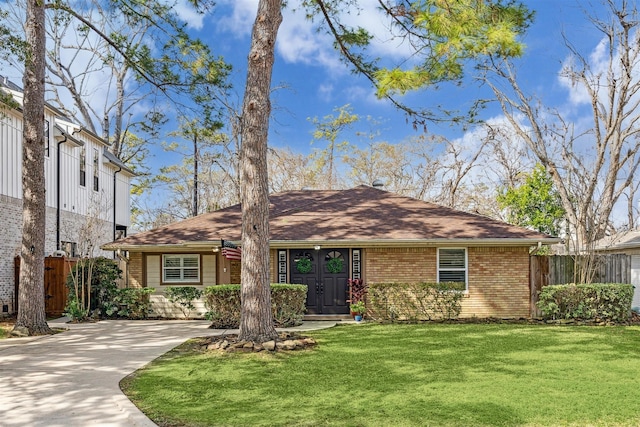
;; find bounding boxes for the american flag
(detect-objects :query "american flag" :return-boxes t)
[221,242,242,260]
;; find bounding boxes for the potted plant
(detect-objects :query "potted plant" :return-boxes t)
[350,300,366,322]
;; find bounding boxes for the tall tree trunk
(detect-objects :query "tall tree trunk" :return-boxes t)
[14,0,52,336]
[193,133,198,217]
[238,0,282,343]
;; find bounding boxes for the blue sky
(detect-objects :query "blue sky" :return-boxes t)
[0,0,627,224]
[177,0,603,153]
[126,0,633,225]
[0,1,607,163]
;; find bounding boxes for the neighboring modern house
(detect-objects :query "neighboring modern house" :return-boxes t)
[593,229,640,310]
[0,77,135,314]
[102,185,559,318]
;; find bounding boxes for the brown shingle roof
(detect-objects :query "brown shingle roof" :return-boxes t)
[105,186,557,249]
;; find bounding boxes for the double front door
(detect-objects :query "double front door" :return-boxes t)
[290,248,349,314]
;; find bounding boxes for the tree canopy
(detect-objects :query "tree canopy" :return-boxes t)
[498,164,565,236]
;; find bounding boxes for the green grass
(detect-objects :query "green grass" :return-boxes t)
[122,323,640,426]
[0,319,13,339]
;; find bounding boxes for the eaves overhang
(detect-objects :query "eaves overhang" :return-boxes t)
[101,241,223,252]
[103,237,560,252]
[53,124,84,147]
[268,237,561,249]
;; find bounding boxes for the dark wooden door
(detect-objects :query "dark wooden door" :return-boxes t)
[290,248,349,314]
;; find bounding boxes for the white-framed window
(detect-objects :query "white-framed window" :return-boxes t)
[80,146,86,187]
[438,248,467,288]
[44,120,49,157]
[92,148,99,191]
[163,254,200,283]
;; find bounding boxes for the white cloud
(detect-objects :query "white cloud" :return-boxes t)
[215,0,259,37]
[217,0,416,73]
[317,83,334,102]
[174,0,206,30]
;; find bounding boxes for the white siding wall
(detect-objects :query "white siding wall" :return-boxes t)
[115,172,131,227]
[0,108,23,199]
[146,253,215,318]
[0,96,133,313]
[202,254,216,286]
[631,255,640,311]
[147,255,161,287]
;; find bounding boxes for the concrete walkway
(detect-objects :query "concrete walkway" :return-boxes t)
[0,318,338,427]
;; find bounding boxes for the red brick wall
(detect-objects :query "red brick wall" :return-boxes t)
[365,246,530,318]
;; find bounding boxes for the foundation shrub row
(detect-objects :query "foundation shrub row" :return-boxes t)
[204,284,307,328]
[368,282,466,322]
[537,283,633,322]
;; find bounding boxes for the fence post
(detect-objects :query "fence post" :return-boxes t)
[530,255,548,318]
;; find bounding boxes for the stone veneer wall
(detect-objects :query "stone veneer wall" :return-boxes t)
[364,246,531,318]
[0,194,115,314]
[0,195,22,312]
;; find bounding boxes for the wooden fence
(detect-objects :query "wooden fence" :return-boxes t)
[530,254,632,317]
[14,256,77,317]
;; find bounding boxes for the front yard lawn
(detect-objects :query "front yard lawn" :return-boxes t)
[0,317,14,339]
[122,323,640,426]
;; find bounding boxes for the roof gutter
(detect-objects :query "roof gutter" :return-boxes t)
[102,237,560,252]
[100,241,223,252]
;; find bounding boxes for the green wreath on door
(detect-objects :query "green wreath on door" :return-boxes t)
[326,257,343,274]
[295,257,312,274]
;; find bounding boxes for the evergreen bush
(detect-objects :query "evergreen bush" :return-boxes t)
[65,257,122,320]
[369,282,465,322]
[204,284,307,328]
[537,283,633,322]
[164,286,203,318]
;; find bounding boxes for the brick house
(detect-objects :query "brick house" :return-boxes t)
[0,77,135,314]
[103,185,559,318]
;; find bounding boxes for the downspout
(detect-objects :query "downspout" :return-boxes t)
[56,136,67,251]
[113,165,121,259]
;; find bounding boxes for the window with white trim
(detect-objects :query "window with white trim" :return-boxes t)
[438,248,467,288]
[44,120,49,157]
[92,148,99,191]
[163,254,200,283]
[80,146,86,187]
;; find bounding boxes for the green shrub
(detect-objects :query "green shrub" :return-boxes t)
[64,297,90,322]
[369,282,465,322]
[164,286,203,318]
[204,284,307,328]
[537,283,633,322]
[271,284,307,327]
[203,285,242,328]
[103,288,155,319]
[65,257,122,318]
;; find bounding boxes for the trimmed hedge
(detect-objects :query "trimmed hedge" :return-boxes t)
[369,282,466,322]
[204,284,307,328]
[537,283,633,322]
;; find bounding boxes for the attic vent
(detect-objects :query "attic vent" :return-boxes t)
[372,179,384,188]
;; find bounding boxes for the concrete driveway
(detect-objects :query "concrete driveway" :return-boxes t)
[0,318,337,426]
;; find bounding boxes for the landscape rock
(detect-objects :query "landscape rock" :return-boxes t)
[10,326,29,338]
[262,340,276,351]
[201,332,317,353]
